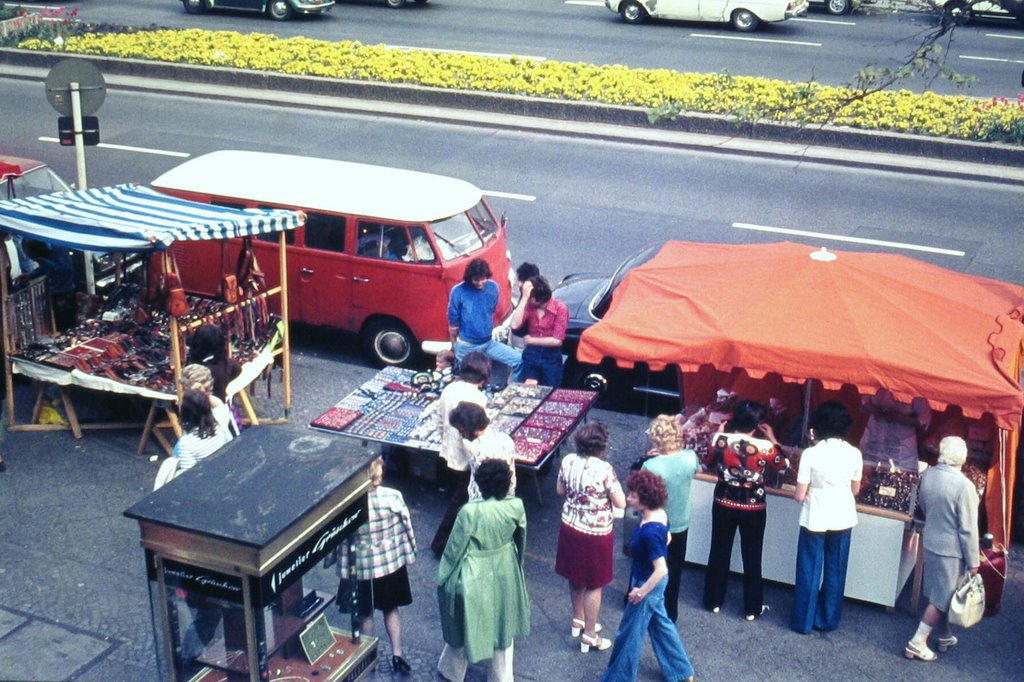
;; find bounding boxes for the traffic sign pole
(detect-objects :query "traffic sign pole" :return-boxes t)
[69,81,96,294]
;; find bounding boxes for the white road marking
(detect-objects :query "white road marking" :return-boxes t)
[38,137,191,157]
[790,17,857,26]
[389,45,546,61]
[985,32,1024,40]
[689,34,822,47]
[565,0,607,5]
[482,191,536,202]
[731,222,966,256]
[960,55,1024,65]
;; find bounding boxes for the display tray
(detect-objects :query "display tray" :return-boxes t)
[189,629,378,682]
[310,369,598,469]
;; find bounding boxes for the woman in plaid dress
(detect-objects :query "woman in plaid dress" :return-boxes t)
[337,455,417,674]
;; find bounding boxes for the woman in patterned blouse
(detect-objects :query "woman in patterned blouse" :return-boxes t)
[701,399,788,621]
[554,422,627,652]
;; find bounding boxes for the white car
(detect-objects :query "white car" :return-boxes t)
[606,0,808,30]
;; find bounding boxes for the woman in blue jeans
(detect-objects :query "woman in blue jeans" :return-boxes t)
[790,401,863,634]
[602,470,695,682]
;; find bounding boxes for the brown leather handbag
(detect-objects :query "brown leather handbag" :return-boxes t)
[164,272,190,318]
[220,274,239,304]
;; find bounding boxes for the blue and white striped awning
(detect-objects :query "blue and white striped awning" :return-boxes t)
[0,184,303,252]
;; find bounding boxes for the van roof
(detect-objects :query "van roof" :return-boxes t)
[152,150,485,223]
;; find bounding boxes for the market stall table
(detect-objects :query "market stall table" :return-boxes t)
[124,425,378,682]
[309,366,599,503]
[0,184,303,450]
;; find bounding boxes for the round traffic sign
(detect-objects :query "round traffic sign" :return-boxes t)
[45,59,106,117]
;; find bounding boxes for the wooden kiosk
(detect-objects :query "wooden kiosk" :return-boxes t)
[124,426,379,682]
[0,184,303,448]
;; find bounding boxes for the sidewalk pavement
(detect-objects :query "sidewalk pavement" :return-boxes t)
[0,341,1021,682]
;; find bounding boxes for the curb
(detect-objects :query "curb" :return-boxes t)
[3,47,1023,181]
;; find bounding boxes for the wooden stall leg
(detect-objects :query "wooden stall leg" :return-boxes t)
[237,388,260,427]
[138,402,160,456]
[57,387,83,439]
[30,383,47,424]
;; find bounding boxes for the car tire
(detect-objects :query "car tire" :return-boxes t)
[363,318,418,367]
[825,0,852,14]
[414,0,428,3]
[731,8,760,31]
[620,1,648,23]
[386,0,407,7]
[182,0,206,14]
[267,0,293,20]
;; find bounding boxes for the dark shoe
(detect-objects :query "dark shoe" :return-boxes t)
[392,655,412,674]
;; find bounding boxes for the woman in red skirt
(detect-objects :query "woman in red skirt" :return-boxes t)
[555,422,627,653]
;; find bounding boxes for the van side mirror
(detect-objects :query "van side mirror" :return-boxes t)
[500,212,508,229]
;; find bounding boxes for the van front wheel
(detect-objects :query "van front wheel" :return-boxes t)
[363,319,418,367]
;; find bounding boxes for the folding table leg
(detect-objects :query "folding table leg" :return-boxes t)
[57,387,82,439]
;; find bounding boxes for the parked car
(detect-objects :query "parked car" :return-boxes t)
[0,155,71,200]
[939,0,1024,22]
[606,0,808,31]
[809,0,855,14]
[181,0,334,21]
[153,151,515,367]
[555,243,681,413]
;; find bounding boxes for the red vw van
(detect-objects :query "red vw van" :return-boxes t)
[152,151,514,366]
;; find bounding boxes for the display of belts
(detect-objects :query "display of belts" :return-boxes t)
[0,184,303,440]
[310,366,598,468]
[125,426,379,682]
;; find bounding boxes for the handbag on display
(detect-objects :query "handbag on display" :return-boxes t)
[220,274,239,305]
[164,272,190,318]
[948,572,985,628]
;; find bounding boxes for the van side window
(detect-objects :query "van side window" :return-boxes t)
[303,212,346,252]
[256,205,296,245]
[357,222,391,259]
[212,200,246,210]
[409,226,437,263]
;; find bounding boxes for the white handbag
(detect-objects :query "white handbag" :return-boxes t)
[948,572,985,628]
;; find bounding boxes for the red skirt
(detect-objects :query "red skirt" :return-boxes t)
[555,523,614,589]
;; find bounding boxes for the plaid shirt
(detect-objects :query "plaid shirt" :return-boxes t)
[338,486,417,580]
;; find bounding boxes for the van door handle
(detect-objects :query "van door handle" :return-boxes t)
[301,268,314,276]
[353,276,370,283]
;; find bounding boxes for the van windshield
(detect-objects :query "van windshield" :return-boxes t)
[2,166,71,200]
[430,212,485,261]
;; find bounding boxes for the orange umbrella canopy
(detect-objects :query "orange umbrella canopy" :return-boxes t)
[577,241,1024,430]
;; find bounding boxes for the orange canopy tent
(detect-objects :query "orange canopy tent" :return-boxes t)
[577,241,1024,544]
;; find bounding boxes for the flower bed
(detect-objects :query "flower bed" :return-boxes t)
[15,27,1024,145]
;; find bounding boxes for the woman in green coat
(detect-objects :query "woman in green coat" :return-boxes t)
[437,459,531,682]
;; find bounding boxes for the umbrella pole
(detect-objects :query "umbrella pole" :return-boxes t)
[801,379,813,446]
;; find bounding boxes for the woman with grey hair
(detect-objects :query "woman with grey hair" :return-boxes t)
[905,436,980,662]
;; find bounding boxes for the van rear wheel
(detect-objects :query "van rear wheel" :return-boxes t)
[363,319,418,367]
[183,0,206,13]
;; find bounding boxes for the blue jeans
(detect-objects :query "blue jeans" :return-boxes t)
[791,526,852,633]
[520,345,564,387]
[454,339,522,379]
[602,577,695,682]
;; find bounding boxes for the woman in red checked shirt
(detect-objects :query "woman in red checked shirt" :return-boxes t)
[701,399,789,621]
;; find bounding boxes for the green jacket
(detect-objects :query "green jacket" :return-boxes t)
[436,496,531,663]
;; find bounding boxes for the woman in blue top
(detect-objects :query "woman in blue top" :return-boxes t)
[602,470,695,682]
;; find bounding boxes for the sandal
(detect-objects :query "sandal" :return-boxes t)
[570,619,602,638]
[579,633,612,653]
[904,640,937,662]
[936,635,958,653]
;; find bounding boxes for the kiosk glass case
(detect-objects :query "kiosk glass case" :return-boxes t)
[126,426,378,682]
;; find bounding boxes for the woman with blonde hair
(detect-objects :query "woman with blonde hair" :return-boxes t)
[641,414,700,623]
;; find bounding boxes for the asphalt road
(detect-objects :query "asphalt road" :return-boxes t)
[2,74,1023,287]
[10,0,1024,96]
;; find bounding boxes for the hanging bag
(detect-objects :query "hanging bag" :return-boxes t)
[948,572,985,628]
[164,272,190,318]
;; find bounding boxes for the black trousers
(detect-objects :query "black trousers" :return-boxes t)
[665,529,689,622]
[702,503,766,617]
[431,468,471,556]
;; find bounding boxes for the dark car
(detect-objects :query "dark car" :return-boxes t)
[182,0,334,21]
[555,243,682,414]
